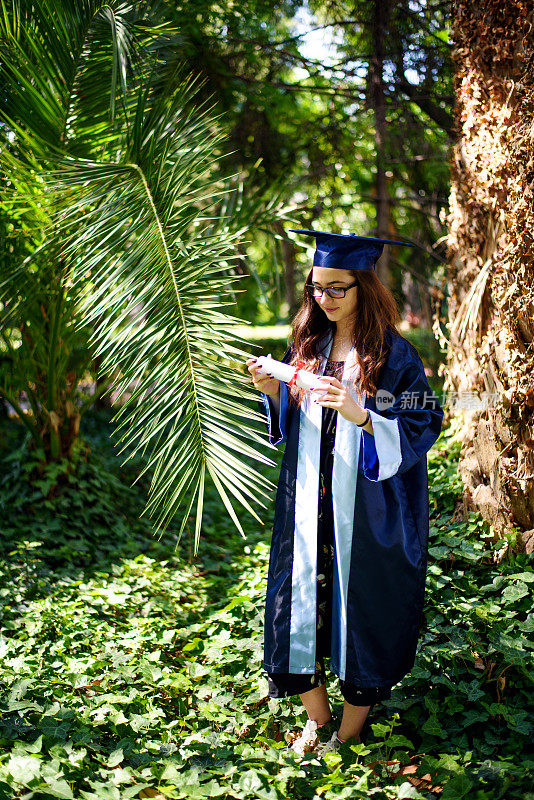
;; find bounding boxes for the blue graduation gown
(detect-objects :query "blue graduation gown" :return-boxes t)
[259,327,444,688]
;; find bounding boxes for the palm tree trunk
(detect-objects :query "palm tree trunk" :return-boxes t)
[446,0,534,554]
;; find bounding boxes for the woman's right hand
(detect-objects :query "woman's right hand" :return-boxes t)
[246,353,281,398]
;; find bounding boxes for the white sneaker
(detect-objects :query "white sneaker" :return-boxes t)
[316,730,343,757]
[289,719,320,754]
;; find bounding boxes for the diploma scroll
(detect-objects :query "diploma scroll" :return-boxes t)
[254,355,328,392]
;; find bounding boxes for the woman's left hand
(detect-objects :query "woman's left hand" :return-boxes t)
[314,376,368,425]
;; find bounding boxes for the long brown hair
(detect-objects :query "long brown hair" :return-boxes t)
[288,268,401,407]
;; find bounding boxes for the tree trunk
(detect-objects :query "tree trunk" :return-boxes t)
[368,0,392,288]
[445,0,534,554]
[273,220,298,316]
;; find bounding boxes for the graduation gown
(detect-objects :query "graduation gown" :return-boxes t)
[259,327,444,688]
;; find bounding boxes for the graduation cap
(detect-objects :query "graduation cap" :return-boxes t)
[289,229,415,271]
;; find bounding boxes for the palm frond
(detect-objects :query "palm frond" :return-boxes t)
[1,0,281,553]
[50,75,278,552]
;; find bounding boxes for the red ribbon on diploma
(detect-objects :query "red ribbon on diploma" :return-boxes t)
[288,358,306,387]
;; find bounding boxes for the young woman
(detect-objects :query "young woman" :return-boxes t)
[246,230,444,757]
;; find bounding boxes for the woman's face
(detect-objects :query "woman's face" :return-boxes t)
[310,267,358,324]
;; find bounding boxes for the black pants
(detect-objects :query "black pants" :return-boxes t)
[267,668,392,706]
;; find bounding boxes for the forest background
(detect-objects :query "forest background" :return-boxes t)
[0,1,532,799]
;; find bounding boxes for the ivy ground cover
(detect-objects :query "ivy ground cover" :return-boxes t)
[0,411,532,799]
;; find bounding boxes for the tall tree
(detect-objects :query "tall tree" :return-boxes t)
[446,0,534,553]
[308,0,453,314]
[152,0,453,324]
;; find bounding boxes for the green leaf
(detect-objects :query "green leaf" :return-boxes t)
[507,572,534,582]
[421,716,447,738]
[398,782,426,799]
[441,774,473,800]
[106,748,123,768]
[42,777,75,799]
[7,754,42,784]
[237,770,278,800]
[502,582,529,602]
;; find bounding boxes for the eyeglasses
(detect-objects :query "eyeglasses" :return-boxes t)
[305,281,358,299]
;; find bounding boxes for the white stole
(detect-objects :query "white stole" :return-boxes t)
[289,333,366,680]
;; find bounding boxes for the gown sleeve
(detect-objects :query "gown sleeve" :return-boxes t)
[360,348,444,481]
[258,344,293,446]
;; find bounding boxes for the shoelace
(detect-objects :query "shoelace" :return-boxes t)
[313,731,344,759]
